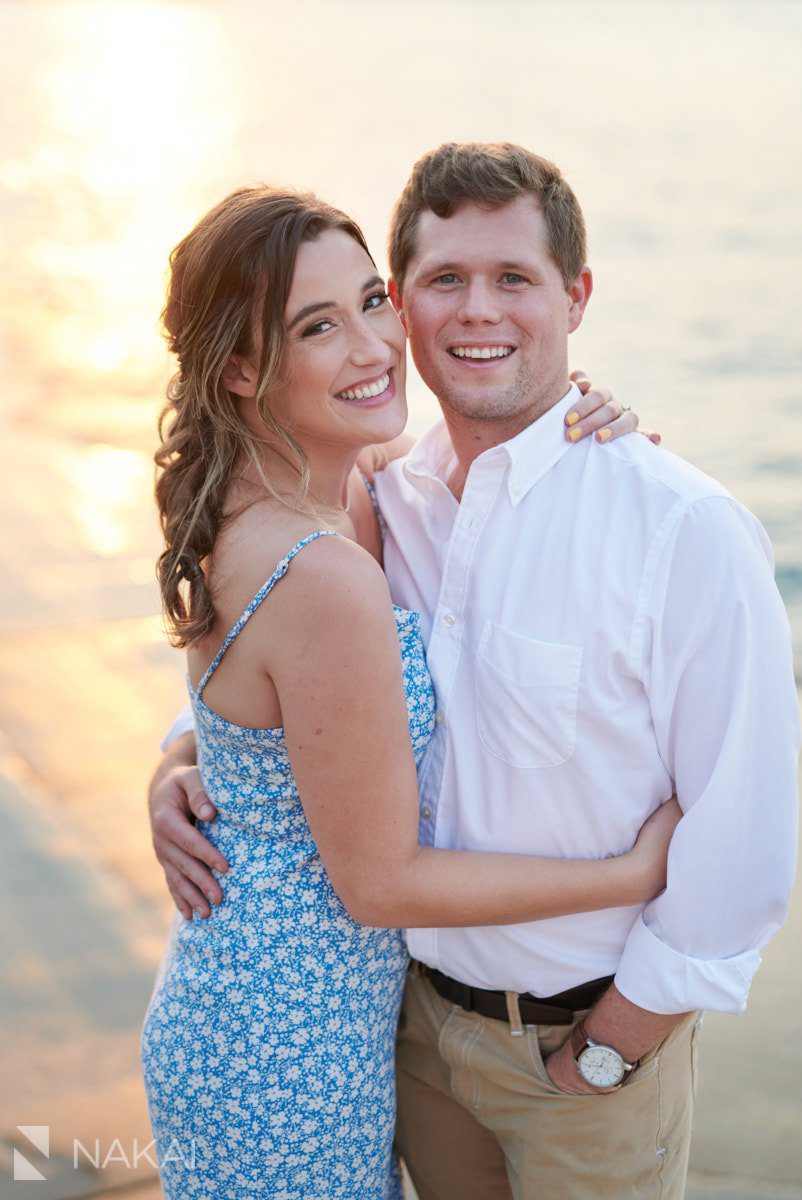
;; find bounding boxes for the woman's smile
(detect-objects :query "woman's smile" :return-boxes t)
[335,367,396,408]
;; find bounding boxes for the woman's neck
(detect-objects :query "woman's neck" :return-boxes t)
[242,436,360,516]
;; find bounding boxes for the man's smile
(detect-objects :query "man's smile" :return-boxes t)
[447,344,516,363]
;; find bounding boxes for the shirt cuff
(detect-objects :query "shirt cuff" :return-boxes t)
[615,916,762,1015]
[160,704,195,753]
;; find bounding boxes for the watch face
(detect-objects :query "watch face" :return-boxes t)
[577,1045,625,1088]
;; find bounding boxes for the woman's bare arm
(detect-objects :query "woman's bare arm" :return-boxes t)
[266,536,678,929]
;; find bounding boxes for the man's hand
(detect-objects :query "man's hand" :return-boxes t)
[545,1037,618,1096]
[148,733,229,920]
[544,985,688,1097]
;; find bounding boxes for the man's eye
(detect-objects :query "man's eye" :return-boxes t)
[433,273,459,286]
[501,273,528,285]
[364,291,389,311]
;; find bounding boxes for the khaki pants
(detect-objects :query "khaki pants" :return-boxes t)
[395,969,700,1200]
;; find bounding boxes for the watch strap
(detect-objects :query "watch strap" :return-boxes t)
[570,1018,592,1061]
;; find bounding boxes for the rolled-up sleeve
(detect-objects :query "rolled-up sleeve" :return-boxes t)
[616,495,799,1014]
[160,703,196,752]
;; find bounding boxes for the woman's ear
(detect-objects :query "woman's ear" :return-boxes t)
[222,354,258,398]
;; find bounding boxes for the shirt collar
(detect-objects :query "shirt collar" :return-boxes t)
[502,382,582,506]
[402,418,458,491]
[402,382,582,507]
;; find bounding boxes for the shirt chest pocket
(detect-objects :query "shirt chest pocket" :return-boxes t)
[475,621,583,769]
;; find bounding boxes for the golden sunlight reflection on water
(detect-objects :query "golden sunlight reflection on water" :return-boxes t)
[1,0,241,431]
[0,0,800,667]
[60,443,152,557]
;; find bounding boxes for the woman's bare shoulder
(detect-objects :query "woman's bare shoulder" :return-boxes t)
[245,531,397,674]
[206,502,351,618]
[274,529,390,614]
[215,512,389,627]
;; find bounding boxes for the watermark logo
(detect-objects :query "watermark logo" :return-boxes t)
[13,1126,49,1181]
[9,1125,195,1181]
[73,1137,195,1171]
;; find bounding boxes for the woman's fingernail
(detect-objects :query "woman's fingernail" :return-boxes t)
[596,429,612,443]
[200,804,214,818]
[568,427,582,442]
[565,411,580,427]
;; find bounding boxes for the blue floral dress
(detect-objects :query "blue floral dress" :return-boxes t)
[141,529,435,1200]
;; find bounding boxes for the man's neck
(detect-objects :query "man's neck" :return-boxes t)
[440,380,572,501]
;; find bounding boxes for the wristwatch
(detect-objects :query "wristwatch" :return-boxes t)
[570,1019,638,1089]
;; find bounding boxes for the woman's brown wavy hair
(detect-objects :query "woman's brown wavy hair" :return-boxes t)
[155,185,372,648]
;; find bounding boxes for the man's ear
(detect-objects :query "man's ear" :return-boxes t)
[388,279,407,332]
[567,267,592,334]
[222,354,258,399]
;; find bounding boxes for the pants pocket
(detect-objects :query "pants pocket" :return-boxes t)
[526,1018,661,1097]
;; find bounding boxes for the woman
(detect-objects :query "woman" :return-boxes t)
[141,186,677,1200]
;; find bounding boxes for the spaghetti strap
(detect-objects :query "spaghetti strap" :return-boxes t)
[357,467,387,541]
[195,530,340,698]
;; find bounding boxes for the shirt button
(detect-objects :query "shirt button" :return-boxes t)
[435,711,445,726]
[420,805,433,820]
[511,483,522,498]
[442,613,456,628]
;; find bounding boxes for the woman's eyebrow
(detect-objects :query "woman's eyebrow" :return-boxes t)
[288,276,385,330]
[288,300,334,331]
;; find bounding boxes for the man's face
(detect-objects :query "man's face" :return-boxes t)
[395,195,590,424]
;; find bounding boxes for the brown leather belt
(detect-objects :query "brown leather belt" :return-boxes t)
[417,962,614,1027]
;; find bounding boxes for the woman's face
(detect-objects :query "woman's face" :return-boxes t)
[259,229,408,453]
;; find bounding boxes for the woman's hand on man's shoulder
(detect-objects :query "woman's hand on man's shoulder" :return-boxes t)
[357,433,417,481]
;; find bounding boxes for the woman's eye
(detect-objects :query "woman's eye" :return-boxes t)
[364,291,389,311]
[302,318,336,337]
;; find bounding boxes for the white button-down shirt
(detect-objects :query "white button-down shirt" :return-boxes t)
[373,383,799,1015]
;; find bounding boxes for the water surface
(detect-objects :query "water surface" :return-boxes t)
[1,0,800,667]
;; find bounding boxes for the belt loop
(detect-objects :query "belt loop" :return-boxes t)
[409,960,422,979]
[505,991,525,1037]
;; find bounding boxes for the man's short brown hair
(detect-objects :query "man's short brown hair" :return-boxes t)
[388,142,587,294]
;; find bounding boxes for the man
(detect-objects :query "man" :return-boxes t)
[149,143,799,1199]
